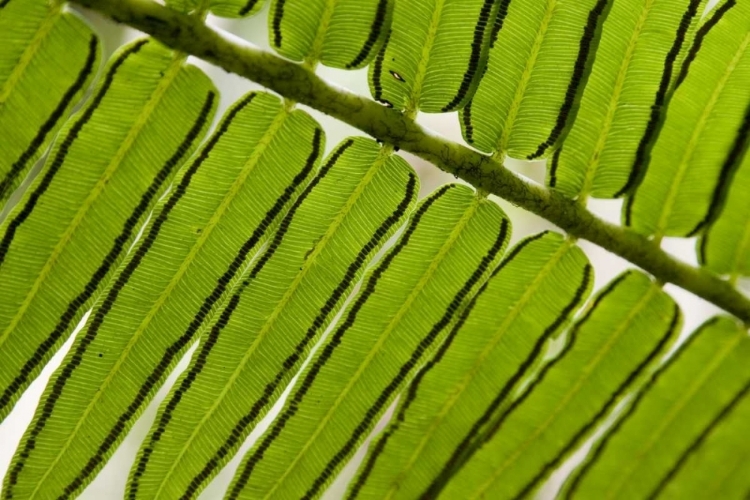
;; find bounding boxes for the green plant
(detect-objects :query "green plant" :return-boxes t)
[1,0,749,498]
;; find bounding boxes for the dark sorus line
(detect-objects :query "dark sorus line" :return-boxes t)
[54,127,322,500]
[371,29,391,105]
[461,0,512,146]
[347,231,551,498]
[346,0,390,69]
[511,303,680,500]
[271,0,287,48]
[674,0,736,89]
[688,100,750,237]
[0,36,99,201]
[441,0,496,112]
[128,290,244,500]
[302,216,509,500]
[227,184,456,500]
[0,39,148,269]
[548,146,563,187]
[1,88,216,497]
[178,173,417,499]
[238,0,260,16]
[242,140,353,282]
[528,0,610,160]
[462,100,475,144]
[616,0,702,198]
[422,264,593,499]
[129,138,356,499]
[491,0,512,47]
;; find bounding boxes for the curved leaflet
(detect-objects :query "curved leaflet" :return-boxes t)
[348,232,593,500]
[460,0,607,159]
[270,0,392,69]
[228,184,511,499]
[0,0,101,203]
[0,40,216,422]
[549,0,705,199]
[562,316,750,499]
[3,91,321,499]
[368,0,499,113]
[438,271,681,500]
[126,138,417,499]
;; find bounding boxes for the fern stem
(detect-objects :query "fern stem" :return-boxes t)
[70,0,750,324]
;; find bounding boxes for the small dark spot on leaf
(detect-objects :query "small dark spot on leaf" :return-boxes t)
[98,353,103,358]
[390,70,405,82]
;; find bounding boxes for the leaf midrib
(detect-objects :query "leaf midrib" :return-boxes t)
[0,52,185,353]
[260,195,481,500]
[496,0,558,157]
[383,239,572,499]
[24,105,291,498]
[150,144,391,499]
[406,0,447,116]
[578,0,655,200]
[304,0,338,67]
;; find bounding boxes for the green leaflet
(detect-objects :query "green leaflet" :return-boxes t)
[626,0,750,237]
[126,138,417,499]
[166,0,266,18]
[368,0,498,113]
[0,0,100,203]
[549,0,706,199]
[460,0,606,160]
[269,0,392,69]
[227,184,511,500]
[699,145,750,277]
[437,271,679,500]
[0,39,216,423]
[347,231,593,500]
[659,367,750,499]
[562,316,750,499]
[2,91,321,499]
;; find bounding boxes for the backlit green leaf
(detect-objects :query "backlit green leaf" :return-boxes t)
[227,185,510,499]
[438,271,679,500]
[368,0,499,113]
[659,366,750,499]
[461,0,606,160]
[0,0,100,203]
[699,145,750,277]
[2,91,322,499]
[549,0,706,199]
[126,138,417,499]
[269,0,391,69]
[0,39,216,423]
[347,231,593,500]
[562,316,750,499]
[626,0,750,237]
